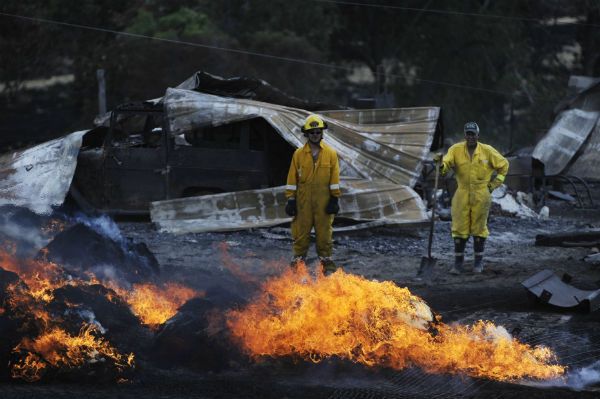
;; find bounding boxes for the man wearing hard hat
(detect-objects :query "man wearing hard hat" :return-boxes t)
[285,114,341,275]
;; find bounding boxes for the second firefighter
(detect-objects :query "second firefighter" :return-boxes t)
[436,121,509,274]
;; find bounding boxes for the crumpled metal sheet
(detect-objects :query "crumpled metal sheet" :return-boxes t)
[565,119,600,180]
[150,179,428,234]
[522,269,600,311]
[0,131,86,214]
[164,88,438,187]
[532,109,599,176]
[176,70,343,111]
[320,108,441,158]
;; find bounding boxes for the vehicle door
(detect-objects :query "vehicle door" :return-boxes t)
[103,111,168,212]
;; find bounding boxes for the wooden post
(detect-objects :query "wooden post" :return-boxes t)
[97,69,106,115]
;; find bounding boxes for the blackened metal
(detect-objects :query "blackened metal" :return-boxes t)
[72,103,292,215]
[176,70,345,111]
[522,269,600,312]
[540,290,552,303]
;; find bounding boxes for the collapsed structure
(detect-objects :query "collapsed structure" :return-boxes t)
[533,76,600,181]
[0,72,443,233]
[525,76,600,209]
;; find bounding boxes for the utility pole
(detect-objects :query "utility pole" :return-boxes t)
[97,69,106,115]
[509,95,514,152]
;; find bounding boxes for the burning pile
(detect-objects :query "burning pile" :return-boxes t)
[0,240,201,382]
[227,263,565,382]
[10,324,134,382]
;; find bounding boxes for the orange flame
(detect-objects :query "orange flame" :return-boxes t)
[1,246,135,381]
[1,246,200,328]
[5,282,53,327]
[227,265,565,381]
[0,248,67,302]
[111,282,203,327]
[11,324,135,382]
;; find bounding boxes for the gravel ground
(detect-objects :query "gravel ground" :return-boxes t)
[2,195,600,398]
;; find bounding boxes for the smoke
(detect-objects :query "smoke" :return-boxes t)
[89,263,122,284]
[65,308,107,334]
[527,361,600,391]
[72,212,122,242]
[0,205,52,256]
[566,361,600,390]
[0,207,122,258]
[0,219,49,253]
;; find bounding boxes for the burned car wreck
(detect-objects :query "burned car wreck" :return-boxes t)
[70,101,294,215]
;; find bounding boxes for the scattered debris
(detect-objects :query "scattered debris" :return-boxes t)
[535,231,600,247]
[548,190,577,202]
[491,186,541,219]
[583,253,600,265]
[522,269,600,312]
[538,206,550,220]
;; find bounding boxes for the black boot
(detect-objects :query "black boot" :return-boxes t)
[449,238,467,274]
[319,256,337,275]
[473,236,486,273]
[290,255,306,269]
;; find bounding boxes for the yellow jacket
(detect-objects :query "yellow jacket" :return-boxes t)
[441,141,509,238]
[441,141,509,191]
[285,141,341,199]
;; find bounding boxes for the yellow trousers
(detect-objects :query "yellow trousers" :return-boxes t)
[291,187,334,257]
[451,183,491,239]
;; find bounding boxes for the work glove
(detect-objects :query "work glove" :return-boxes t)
[325,196,340,215]
[285,198,297,217]
[488,178,503,193]
[432,152,443,163]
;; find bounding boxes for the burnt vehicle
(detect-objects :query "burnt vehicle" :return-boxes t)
[70,102,294,215]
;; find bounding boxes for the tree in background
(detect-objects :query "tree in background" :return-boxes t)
[1,0,599,151]
[0,0,134,145]
[575,0,600,76]
[197,0,338,101]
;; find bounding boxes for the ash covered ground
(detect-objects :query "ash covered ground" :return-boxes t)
[2,195,600,398]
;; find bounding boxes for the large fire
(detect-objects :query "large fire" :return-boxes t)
[227,263,566,382]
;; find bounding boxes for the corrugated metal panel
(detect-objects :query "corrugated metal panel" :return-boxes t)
[320,108,440,158]
[532,109,598,176]
[0,131,86,214]
[164,88,438,187]
[566,119,600,180]
[150,179,427,234]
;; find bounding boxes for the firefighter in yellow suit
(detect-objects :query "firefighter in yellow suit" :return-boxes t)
[285,114,341,274]
[436,122,509,274]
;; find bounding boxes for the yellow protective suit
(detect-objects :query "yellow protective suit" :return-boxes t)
[441,141,509,239]
[285,141,341,257]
